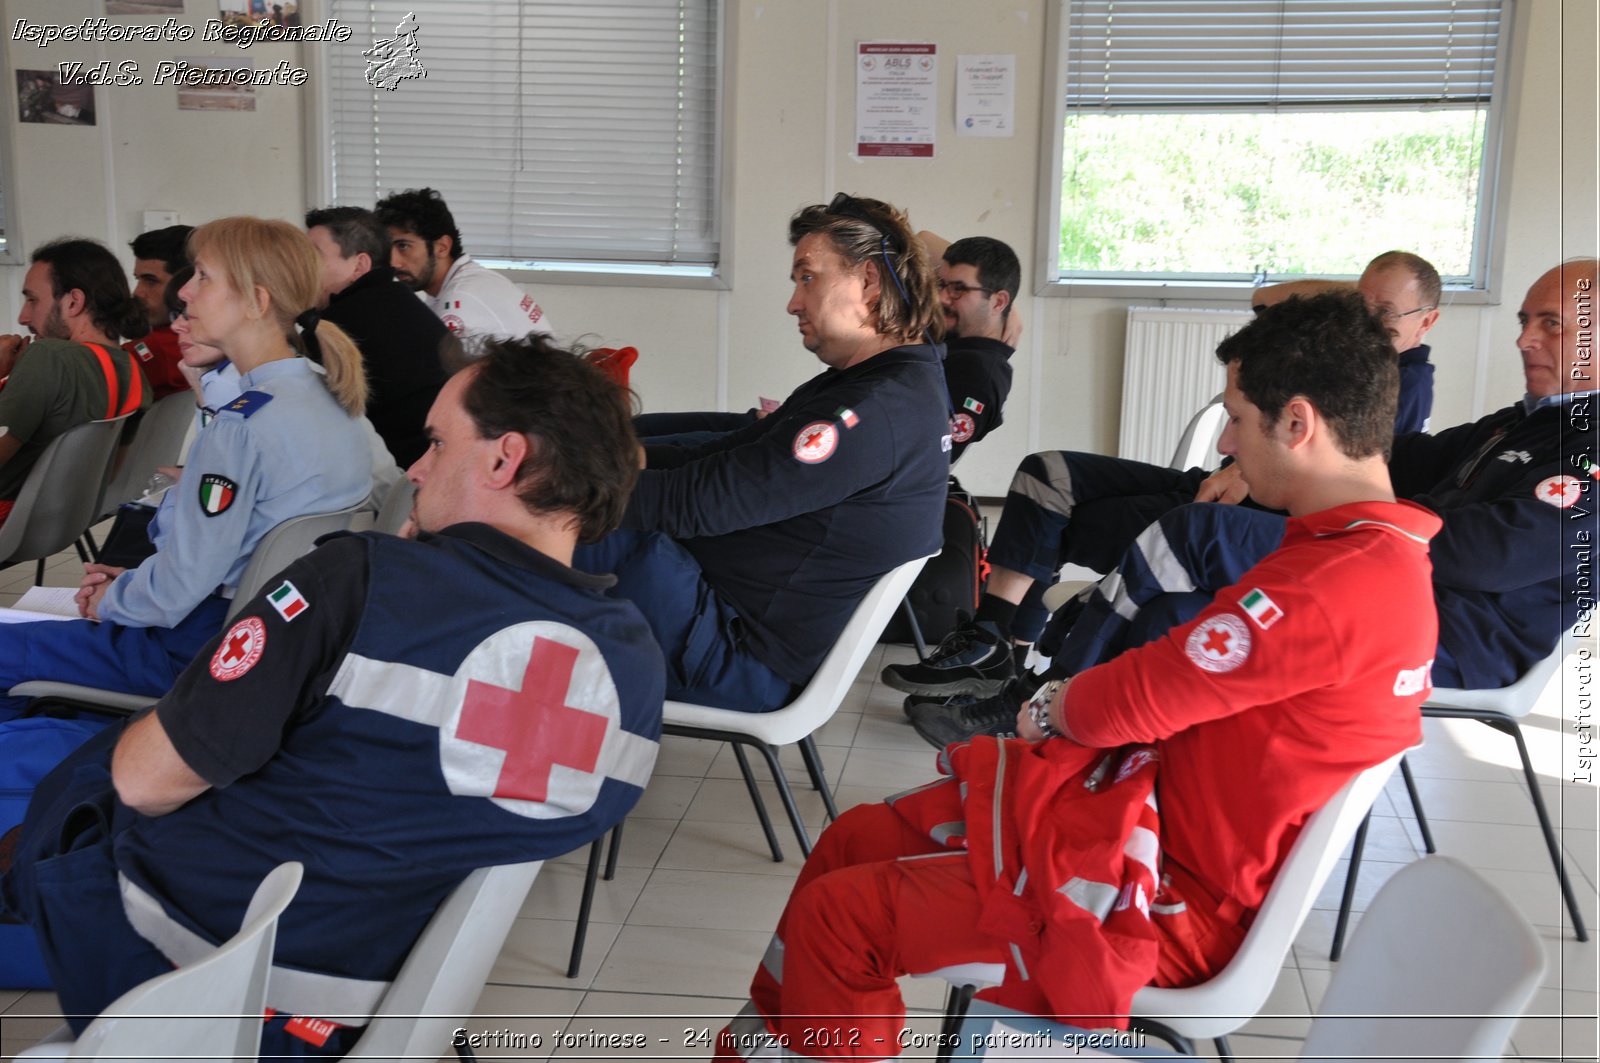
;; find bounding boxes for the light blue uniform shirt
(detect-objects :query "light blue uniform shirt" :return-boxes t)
[101,357,372,629]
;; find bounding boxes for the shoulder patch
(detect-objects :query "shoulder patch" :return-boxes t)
[1238,588,1283,630]
[1536,475,1583,508]
[132,342,153,362]
[834,406,860,429]
[267,580,309,622]
[198,474,238,517]
[219,390,275,418]
[1184,613,1252,673]
[210,616,266,681]
[962,396,984,414]
[441,313,466,335]
[950,411,976,443]
[793,421,838,464]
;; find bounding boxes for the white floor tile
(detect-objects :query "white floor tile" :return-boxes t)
[627,867,798,932]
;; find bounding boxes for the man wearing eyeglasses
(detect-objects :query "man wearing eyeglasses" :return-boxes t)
[931,235,1022,463]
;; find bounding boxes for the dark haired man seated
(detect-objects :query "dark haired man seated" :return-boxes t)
[1,337,664,1058]
[715,290,1439,1060]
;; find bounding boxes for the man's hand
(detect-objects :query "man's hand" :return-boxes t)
[1002,311,1023,349]
[76,563,127,620]
[0,334,30,378]
[1193,463,1250,504]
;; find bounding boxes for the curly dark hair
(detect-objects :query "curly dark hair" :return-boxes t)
[32,238,149,342]
[374,187,464,260]
[788,193,942,344]
[462,336,638,541]
[1216,290,1397,460]
[129,224,194,275]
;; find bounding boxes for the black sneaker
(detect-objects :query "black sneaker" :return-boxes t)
[906,681,1028,748]
[881,619,1014,696]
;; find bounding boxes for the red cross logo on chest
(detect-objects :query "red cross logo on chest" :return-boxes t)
[454,637,609,803]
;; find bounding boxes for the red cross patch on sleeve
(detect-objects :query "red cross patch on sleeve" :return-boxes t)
[210,616,267,681]
[1184,613,1252,673]
[793,421,838,464]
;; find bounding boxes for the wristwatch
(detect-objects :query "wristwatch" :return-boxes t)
[1025,679,1064,740]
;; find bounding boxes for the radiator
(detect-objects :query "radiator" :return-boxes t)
[1118,306,1252,467]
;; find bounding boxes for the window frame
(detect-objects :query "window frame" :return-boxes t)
[1031,0,1524,303]
[306,0,734,292]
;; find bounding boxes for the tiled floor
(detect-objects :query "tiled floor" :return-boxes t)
[0,549,1596,1060]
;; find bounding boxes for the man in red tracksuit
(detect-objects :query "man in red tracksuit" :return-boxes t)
[717,291,1441,1061]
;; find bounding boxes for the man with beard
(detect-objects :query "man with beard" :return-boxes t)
[0,238,150,524]
[375,187,553,358]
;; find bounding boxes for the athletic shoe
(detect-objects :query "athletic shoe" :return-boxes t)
[906,680,1029,749]
[881,619,1014,696]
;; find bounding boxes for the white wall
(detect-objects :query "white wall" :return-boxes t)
[1,0,1594,496]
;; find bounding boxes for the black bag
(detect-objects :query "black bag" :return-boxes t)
[96,501,159,569]
[881,477,988,648]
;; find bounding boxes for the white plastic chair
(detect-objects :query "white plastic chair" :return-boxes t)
[1167,399,1228,471]
[0,416,133,583]
[18,861,303,1060]
[1301,855,1545,1061]
[341,861,544,1059]
[92,392,197,518]
[663,553,933,860]
[1332,626,1590,957]
[926,753,1406,1062]
[9,501,376,716]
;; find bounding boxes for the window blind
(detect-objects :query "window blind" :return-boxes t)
[1064,0,1502,109]
[325,0,722,267]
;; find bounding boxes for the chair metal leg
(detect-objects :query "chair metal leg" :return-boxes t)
[1495,717,1590,941]
[935,983,979,1063]
[1330,811,1371,962]
[604,821,624,880]
[34,558,45,586]
[798,735,840,822]
[1398,755,1436,853]
[751,741,814,856]
[73,537,90,565]
[1212,1032,1236,1062]
[901,597,932,661]
[731,742,785,862]
[566,835,606,978]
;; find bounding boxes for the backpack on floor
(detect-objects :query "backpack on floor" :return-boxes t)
[881,478,989,650]
[0,715,111,989]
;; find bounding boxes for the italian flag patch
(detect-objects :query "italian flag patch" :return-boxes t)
[198,474,237,517]
[963,396,984,414]
[834,406,860,429]
[1240,588,1283,630]
[268,580,309,622]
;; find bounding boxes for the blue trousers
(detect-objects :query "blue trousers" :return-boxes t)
[0,596,230,722]
[987,450,1210,642]
[1047,503,1464,687]
[0,727,355,1058]
[573,529,795,712]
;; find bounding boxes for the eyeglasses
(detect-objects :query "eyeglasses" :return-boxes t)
[936,279,994,298]
[1373,304,1436,324]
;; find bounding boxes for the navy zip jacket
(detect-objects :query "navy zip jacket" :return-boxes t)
[1391,393,1597,688]
[628,342,950,684]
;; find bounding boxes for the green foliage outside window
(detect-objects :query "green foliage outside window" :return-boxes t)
[1059,110,1489,279]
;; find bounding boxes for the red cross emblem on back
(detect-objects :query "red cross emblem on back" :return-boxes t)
[455,637,609,803]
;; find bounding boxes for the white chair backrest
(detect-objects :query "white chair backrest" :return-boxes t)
[96,392,198,517]
[342,860,543,1059]
[0,416,130,567]
[227,502,374,621]
[18,862,303,1061]
[374,477,416,536]
[1425,622,1582,718]
[663,553,932,743]
[1167,400,1227,471]
[1131,751,1405,1040]
[1298,856,1544,1060]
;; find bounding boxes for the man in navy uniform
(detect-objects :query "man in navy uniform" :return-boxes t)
[1,337,664,1057]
